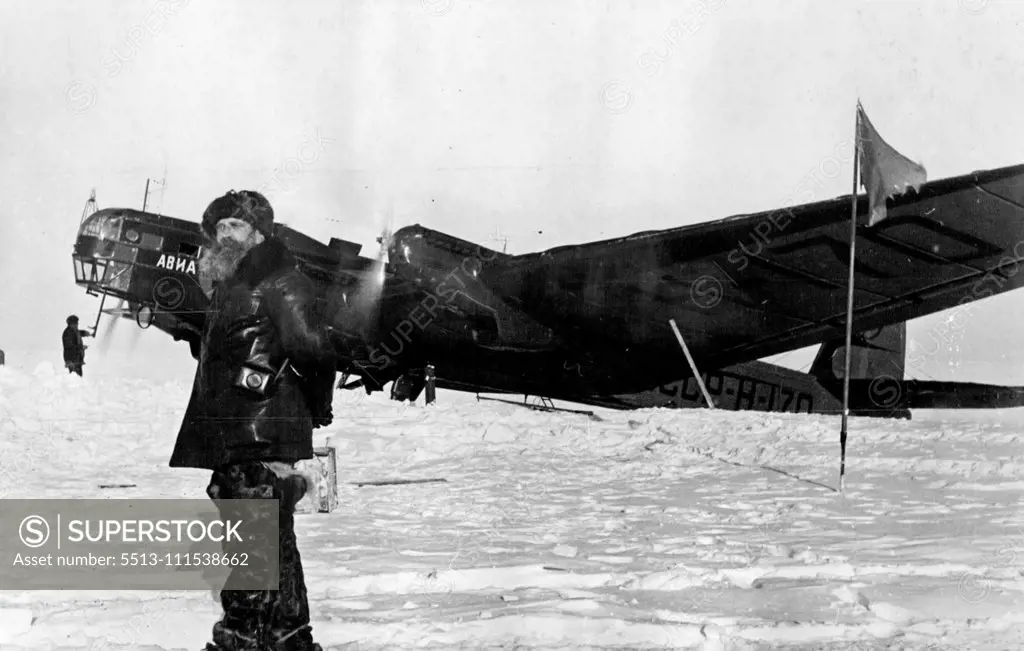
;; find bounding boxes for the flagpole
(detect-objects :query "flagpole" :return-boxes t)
[840,104,861,494]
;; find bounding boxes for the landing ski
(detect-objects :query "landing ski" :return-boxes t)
[476,395,603,420]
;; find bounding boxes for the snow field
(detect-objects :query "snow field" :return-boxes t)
[0,362,1022,649]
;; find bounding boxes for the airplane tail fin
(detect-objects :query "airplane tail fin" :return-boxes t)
[809,322,906,382]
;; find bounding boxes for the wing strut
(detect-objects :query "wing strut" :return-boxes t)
[669,319,715,409]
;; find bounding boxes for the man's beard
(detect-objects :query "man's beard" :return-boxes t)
[197,234,261,296]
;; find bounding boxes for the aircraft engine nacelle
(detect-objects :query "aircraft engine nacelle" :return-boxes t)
[386,225,556,351]
[389,225,499,286]
[381,225,502,345]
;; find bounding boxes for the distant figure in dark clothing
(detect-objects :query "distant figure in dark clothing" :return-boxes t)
[0,348,5,365]
[62,315,91,376]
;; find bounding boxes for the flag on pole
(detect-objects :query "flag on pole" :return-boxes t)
[857,101,928,226]
[839,101,927,492]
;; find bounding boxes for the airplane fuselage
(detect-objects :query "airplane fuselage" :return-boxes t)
[71,160,1024,418]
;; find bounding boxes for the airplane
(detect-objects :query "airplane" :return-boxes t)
[70,162,1024,419]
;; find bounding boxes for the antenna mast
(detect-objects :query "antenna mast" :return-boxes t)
[158,164,167,215]
[142,174,168,214]
[79,188,98,226]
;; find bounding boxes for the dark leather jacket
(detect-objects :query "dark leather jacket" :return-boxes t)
[169,236,337,470]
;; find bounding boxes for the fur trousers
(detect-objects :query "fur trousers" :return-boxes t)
[203,461,321,651]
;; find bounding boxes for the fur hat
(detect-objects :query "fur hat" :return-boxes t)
[201,190,274,239]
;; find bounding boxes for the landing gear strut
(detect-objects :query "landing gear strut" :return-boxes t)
[390,364,437,405]
[391,370,426,402]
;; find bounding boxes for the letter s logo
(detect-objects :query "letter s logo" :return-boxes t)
[868,374,902,409]
[369,347,391,370]
[153,277,185,309]
[690,276,723,309]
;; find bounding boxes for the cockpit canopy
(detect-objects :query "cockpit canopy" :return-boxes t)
[79,209,125,242]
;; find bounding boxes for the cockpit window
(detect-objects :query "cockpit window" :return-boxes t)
[80,211,124,241]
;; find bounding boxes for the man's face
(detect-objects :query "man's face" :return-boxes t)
[197,218,266,294]
[215,217,258,245]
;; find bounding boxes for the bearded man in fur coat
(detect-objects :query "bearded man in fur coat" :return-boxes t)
[171,190,337,651]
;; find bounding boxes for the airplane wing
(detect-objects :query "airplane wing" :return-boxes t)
[494,162,1024,372]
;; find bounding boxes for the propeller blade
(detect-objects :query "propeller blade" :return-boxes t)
[329,193,406,356]
[96,298,126,354]
[360,198,398,321]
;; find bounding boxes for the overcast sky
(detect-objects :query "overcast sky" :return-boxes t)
[3,0,1024,384]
